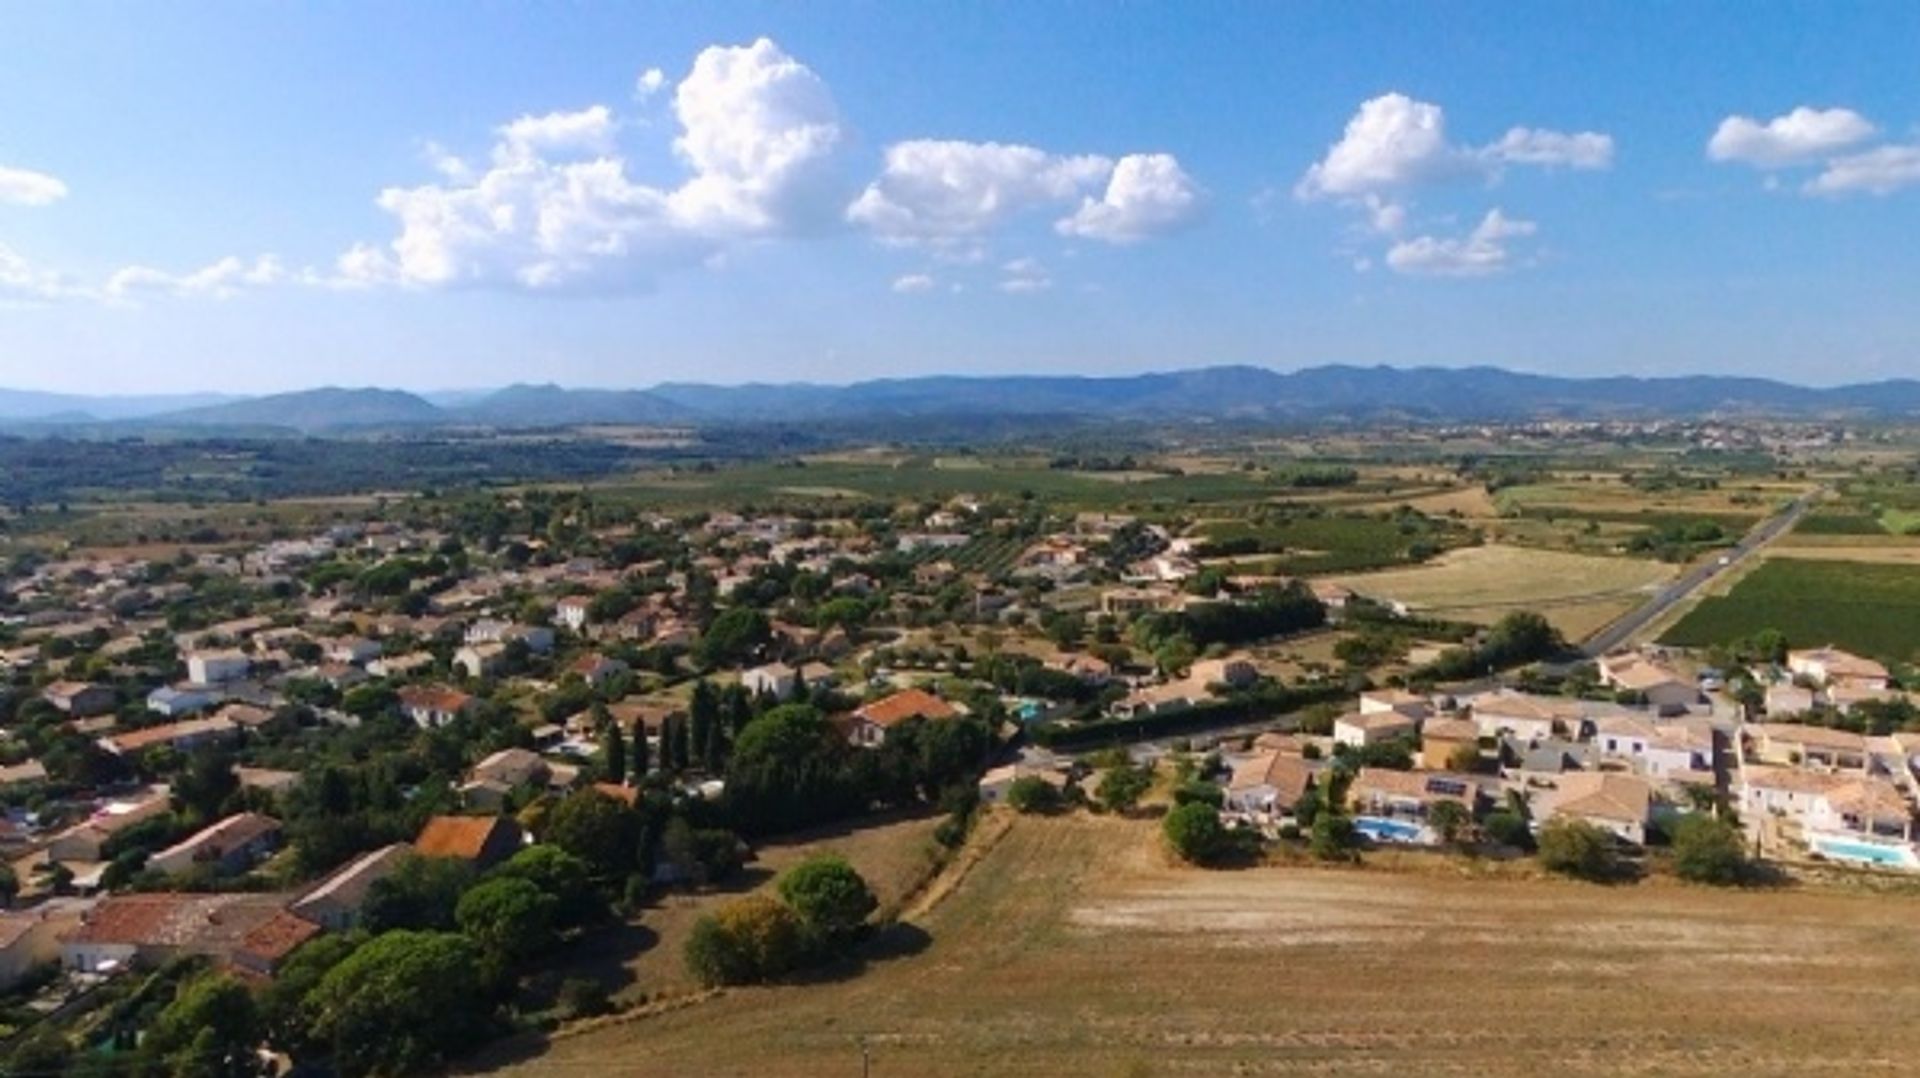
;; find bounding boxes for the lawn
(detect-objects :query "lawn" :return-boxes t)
[488,812,1920,1077]
[1327,543,1673,640]
[1660,557,1920,664]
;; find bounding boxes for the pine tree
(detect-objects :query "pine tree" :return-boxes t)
[631,720,650,778]
[701,712,728,772]
[669,714,692,772]
[722,682,755,738]
[604,716,627,786]
[688,699,712,774]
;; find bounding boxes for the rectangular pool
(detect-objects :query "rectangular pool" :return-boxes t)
[1811,835,1920,870]
[1354,815,1430,844]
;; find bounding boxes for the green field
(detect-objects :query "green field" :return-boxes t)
[1661,558,1920,664]
[1197,510,1470,574]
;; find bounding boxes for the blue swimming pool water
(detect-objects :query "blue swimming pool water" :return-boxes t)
[1813,836,1919,868]
[1354,815,1427,843]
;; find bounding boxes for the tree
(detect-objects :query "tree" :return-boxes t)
[304,931,493,1077]
[489,845,604,929]
[262,934,359,1054]
[174,751,240,825]
[631,719,650,778]
[542,789,641,878]
[1484,810,1534,851]
[695,607,771,669]
[1427,800,1471,845]
[1163,802,1231,865]
[1537,818,1619,882]
[143,971,262,1078]
[1309,812,1359,861]
[602,714,627,786]
[725,704,859,834]
[0,863,17,908]
[363,855,474,933]
[1445,742,1482,773]
[777,854,877,945]
[683,894,807,986]
[1671,814,1750,885]
[457,877,559,965]
[1005,775,1063,814]
[1097,763,1153,814]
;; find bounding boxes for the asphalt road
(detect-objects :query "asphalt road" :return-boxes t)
[1578,490,1819,658]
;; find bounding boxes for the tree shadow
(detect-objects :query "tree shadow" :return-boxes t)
[787,921,935,985]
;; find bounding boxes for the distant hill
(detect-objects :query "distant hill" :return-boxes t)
[144,387,445,432]
[10,364,1920,432]
[0,389,237,422]
[452,383,690,426]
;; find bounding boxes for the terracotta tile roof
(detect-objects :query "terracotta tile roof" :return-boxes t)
[397,685,473,713]
[413,815,517,860]
[234,909,321,967]
[1550,772,1652,824]
[854,688,958,729]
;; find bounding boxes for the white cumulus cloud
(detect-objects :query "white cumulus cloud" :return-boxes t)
[890,272,936,293]
[998,256,1052,293]
[0,165,68,207]
[636,67,666,99]
[847,141,1112,244]
[1055,153,1202,243]
[105,255,285,301]
[1297,93,1613,200]
[1708,106,1876,168]
[1385,209,1536,277]
[0,244,86,302]
[1804,143,1920,196]
[340,37,848,293]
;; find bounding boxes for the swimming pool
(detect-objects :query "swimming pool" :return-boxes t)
[1810,834,1920,870]
[1354,815,1430,844]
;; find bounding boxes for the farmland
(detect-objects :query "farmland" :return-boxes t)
[1195,508,1473,574]
[492,812,1920,1077]
[1660,557,1920,664]
[1326,544,1675,641]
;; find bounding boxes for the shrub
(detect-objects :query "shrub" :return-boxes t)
[1163,802,1236,865]
[1484,810,1533,851]
[1537,819,1619,882]
[1005,776,1063,814]
[684,895,807,986]
[1670,814,1750,885]
[777,855,878,945]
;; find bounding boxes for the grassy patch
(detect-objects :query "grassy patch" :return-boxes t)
[1661,557,1920,664]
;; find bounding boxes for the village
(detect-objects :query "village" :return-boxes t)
[0,478,1915,1072]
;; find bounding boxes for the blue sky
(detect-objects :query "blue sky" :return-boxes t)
[1,2,1917,394]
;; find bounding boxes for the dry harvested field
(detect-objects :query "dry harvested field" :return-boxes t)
[487,813,1920,1077]
[1765,535,1920,564]
[1326,543,1674,639]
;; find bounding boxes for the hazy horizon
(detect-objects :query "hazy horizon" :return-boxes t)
[3,3,1918,395]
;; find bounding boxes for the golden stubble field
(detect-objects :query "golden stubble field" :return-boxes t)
[487,813,1920,1077]
[1326,543,1676,640]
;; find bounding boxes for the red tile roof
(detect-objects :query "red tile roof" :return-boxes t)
[854,688,957,729]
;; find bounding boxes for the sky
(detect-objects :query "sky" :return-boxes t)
[1,2,1918,395]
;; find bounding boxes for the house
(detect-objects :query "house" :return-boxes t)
[1193,656,1259,690]
[1420,717,1481,770]
[1310,582,1354,610]
[46,787,173,862]
[1589,713,1661,762]
[1541,772,1655,845]
[1224,752,1315,819]
[554,595,594,632]
[0,906,82,990]
[1740,766,1913,839]
[453,642,505,680]
[367,651,435,678]
[146,685,220,718]
[1107,682,1199,721]
[1828,682,1902,715]
[397,685,474,729]
[101,715,238,757]
[741,662,800,700]
[322,637,381,666]
[1765,683,1817,718]
[1346,767,1480,821]
[1100,587,1184,617]
[1597,653,1697,714]
[1501,736,1598,780]
[229,909,323,978]
[461,748,568,810]
[848,688,959,748]
[61,892,289,974]
[185,650,251,686]
[42,681,116,717]
[1359,688,1432,721]
[147,813,282,878]
[1788,646,1890,691]
[568,652,628,688]
[1333,710,1417,750]
[413,815,524,869]
[1470,690,1583,742]
[977,764,1068,805]
[290,843,412,931]
[1052,654,1114,687]
[1746,723,1870,772]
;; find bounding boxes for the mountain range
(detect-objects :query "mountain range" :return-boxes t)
[5,365,1920,434]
